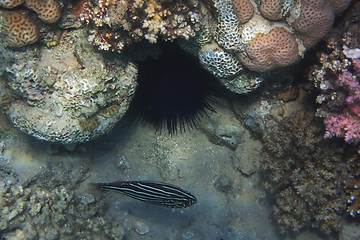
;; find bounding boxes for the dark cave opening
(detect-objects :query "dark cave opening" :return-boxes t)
[125,40,227,135]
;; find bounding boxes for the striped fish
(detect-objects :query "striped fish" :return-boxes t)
[89,181,197,208]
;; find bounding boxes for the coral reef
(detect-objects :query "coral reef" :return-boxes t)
[79,0,201,51]
[261,111,348,234]
[0,0,62,47]
[292,0,337,49]
[322,64,360,144]
[0,0,61,23]
[179,0,351,94]
[0,165,125,240]
[308,2,360,148]
[24,0,61,24]
[236,27,300,72]
[0,28,137,143]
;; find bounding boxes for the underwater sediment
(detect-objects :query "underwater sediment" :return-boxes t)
[1,0,360,239]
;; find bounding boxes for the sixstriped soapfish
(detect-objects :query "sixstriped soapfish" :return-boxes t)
[89,181,197,208]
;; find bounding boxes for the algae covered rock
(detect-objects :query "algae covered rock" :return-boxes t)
[0,29,137,144]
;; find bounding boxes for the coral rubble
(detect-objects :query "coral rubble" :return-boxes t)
[0,28,137,143]
[0,165,125,239]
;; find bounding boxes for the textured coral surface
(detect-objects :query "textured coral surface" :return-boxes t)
[258,0,282,21]
[1,10,39,47]
[184,0,351,94]
[0,0,25,8]
[232,0,254,23]
[0,29,137,143]
[308,1,360,150]
[293,0,335,48]
[261,111,348,234]
[237,27,301,72]
[79,0,201,51]
[0,163,128,239]
[0,0,62,47]
[25,0,61,24]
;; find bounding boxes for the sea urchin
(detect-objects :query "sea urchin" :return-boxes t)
[126,41,226,135]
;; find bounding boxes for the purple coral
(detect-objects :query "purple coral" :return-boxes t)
[324,62,360,145]
[353,59,360,72]
[324,113,360,143]
[337,71,360,105]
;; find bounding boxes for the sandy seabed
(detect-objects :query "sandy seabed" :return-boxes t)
[0,96,347,240]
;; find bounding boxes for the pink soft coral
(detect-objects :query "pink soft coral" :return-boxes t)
[324,62,360,145]
[324,113,360,144]
[337,71,360,106]
[353,59,360,72]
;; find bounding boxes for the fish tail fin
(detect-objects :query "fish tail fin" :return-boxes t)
[87,183,105,197]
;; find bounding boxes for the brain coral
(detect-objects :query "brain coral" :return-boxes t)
[0,0,25,8]
[181,0,351,94]
[25,0,61,24]
[0,10,39,47]
[0,0,61,47]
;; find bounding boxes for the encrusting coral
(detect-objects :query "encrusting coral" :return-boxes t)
[0,164,127,239]
[76,0,351,93]
[232,0,253,24]
[24,0,61,24]
[236,27,300,72]
[306,2,360,219]
[0,28,137,144]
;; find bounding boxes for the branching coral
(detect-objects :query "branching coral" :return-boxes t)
[261,111,348,234]
[79,0,201,52]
